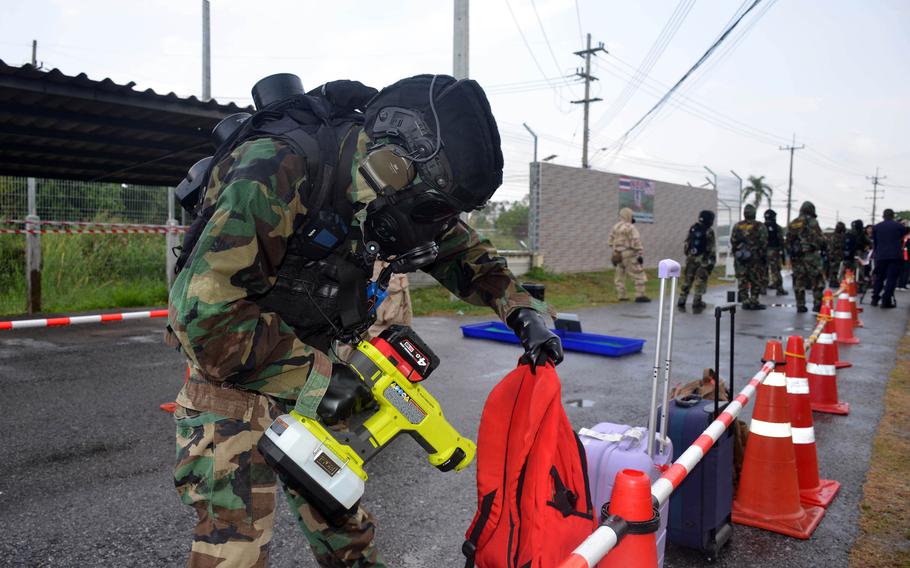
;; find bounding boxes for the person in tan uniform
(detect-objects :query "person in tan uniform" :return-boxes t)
[608,207,651,302]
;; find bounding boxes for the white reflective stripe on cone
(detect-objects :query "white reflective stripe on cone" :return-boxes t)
[850,296,857,302]
[835,311,852,319]
[764,372,787,387]
[817,333,834,344]
[791,426,816,444]
[807,362,836,376]
[750,418,792,438]
[786,377,810,394]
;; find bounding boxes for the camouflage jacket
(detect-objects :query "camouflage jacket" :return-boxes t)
[827,231,846,262]
[786,215,826,259]
[607,221,643,255]
[168,136,546,419]
[731,220,767,263]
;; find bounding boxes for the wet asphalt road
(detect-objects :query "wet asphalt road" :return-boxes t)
[0,283,906,568]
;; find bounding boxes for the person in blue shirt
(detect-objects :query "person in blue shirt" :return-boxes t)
[871,208,908,308]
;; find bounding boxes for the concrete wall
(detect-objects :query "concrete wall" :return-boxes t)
[410,251,532,289]
[537,163,716,273]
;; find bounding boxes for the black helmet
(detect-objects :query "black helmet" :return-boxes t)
[799,201,817,218]
[363,74,504,213]
[764,209,777,221]
[698,210,715,227]
[835,221,846,233]
[743,204,757,220]
[851,219,864,233]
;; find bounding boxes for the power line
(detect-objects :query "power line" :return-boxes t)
[599,0,764,158]
[503,0,574,108]
[592,0,695,132]
[574,0,584,42]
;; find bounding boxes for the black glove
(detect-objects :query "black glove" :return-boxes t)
[316,364,374,426]
[637,256,644,265]
[507,308,564,373]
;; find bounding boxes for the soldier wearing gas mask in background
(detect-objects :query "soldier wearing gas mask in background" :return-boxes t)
[677,209,716,312]
[826,221,847,288]
[763,209,788,296]
[166,74,562,568]
[843,218,871,285]
[787,201,827,313]
[731,204,768,310]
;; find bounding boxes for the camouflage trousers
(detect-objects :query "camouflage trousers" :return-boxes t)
[174,393,384,567]
[766,249,785,292]
[735,260,764,304]
[614,249,647,299]
[791,257,825,309]
[680,256,711,299]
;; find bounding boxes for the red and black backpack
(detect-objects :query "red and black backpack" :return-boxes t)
[464,364,597,568]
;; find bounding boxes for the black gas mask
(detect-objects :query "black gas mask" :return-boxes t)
[361,74,505,268]
[360,80,458,264]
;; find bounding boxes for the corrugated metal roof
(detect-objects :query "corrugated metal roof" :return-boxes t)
[0,59,253,186]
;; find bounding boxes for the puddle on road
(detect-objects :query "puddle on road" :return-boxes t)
[619,314,651,319]
[565,399,596,408]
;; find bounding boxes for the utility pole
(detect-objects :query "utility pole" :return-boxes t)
[730,170,743,221]
[572,33,606,168]
[202,0,211,101]
[31,40,37,66]
[779,133,805,226]
[867,167,886,224]
[453,0,469,79]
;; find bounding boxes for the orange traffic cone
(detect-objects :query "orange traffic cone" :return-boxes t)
[847,280,863,328]
[785,336,841,508]
[807,326,850,415]
[834,293,860,345]
[845,269,863,313]
[600,469,658,568]
[732,371,825,538]
[761,339,785,369]
[820,305,851,369]
[822,289,834,310]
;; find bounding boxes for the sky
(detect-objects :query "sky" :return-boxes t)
[2,0,909,228]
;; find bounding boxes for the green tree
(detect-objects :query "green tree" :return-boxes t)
[742,175,773,209]
[495,197,529,242]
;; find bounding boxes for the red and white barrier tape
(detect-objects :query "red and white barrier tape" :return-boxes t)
[563,361,776,567]
[0,227,185,235]
[0,309,168,330]
[2,219,185,231]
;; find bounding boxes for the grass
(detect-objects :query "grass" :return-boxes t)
[849,324,910,568]
[0,234,168,316]
[411,266,728,317]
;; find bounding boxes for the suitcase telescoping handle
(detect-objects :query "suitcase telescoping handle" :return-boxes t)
[647,259,681,460]
[714,304,736,417]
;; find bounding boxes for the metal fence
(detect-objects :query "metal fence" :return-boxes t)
[0,176,178,315]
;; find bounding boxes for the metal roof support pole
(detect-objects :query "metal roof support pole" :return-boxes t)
[25,177,41,313]
[166,187,179,291]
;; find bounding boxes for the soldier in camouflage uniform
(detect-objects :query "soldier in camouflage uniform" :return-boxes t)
[608,207,651,302]
[168,75,562,567]
[763,209,788,295]
[731,204,768,310]
[678,210,716,312]
[787,201,827,313]
[827,222,847,288]
[843,219,870,283]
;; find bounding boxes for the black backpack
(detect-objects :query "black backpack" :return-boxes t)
[174,82,374,276]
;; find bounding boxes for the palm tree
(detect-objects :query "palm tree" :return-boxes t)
[742,175,773,210]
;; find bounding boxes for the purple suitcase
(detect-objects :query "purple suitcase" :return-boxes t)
[578,259,682,568]
[579,425,672,567]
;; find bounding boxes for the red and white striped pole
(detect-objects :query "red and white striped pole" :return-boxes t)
[0,309,168,330]
[560,362,775,568]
